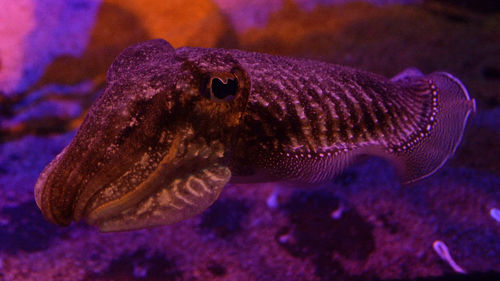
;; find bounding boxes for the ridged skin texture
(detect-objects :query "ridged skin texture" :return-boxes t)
[226,49,439,183]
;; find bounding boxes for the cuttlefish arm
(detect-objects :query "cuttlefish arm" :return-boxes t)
[35,39,475,232]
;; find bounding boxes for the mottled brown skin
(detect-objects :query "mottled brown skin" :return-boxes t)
[35,39,475,231]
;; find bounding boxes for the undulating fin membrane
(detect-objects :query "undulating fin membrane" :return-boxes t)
[395,72,476,184]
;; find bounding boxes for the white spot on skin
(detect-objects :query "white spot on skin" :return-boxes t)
[159,131,167,143]
[158,188,172,206]
[102,186,115,198]
[143,87,159,100]
[136,197,154,215]
[106,144,118,154]
[432,240,466,274]
[293,102,306,120]
[157,182,183,209]
[129,117,138,127]
[139,153,150,166]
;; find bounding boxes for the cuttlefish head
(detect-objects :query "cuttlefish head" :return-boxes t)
[35,39,250,231]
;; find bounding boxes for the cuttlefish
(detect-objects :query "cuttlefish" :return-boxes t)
[35,39,475,232]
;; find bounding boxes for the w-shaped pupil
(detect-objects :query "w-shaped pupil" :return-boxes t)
[211,77,238,100]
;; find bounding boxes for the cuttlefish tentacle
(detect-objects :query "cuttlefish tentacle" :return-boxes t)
[35,39,475,232]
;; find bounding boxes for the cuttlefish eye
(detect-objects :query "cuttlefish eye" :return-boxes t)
[209,75,239,101]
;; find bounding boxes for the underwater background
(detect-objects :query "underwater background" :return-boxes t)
[0,0,499,280]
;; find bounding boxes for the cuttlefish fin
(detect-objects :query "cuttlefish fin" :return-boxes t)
[390,67,424,82]
[390,71,476,184]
